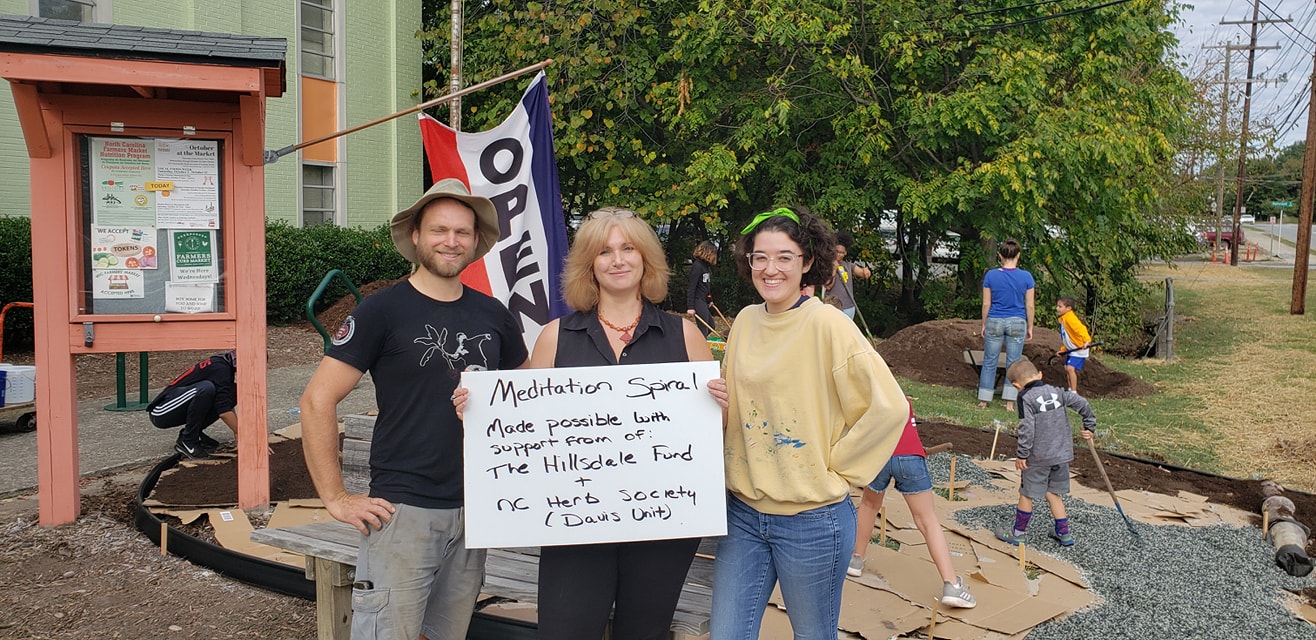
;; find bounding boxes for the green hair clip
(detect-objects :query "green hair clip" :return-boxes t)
[740,207,800,234]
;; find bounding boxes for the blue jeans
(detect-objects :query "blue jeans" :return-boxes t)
[867,454,933,495]
[978,316,1027,403]
[710,494,856,639]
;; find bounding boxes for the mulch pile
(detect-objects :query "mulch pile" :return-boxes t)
[315,277,407,337]
[875,319,1156,399]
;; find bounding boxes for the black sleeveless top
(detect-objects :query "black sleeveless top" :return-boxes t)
[555,301,689,367]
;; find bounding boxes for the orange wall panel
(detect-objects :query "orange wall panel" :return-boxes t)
[300,77,338,162]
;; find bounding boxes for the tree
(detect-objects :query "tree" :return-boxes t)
[421,0,1204,338]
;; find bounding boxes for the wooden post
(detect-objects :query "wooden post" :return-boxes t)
[160,522,168,556]
[928,598,940,640]
[1163,278,1175,362]
[878,506,888,546]
[947,456,957,502]
[989,419,1002,460]
[1019,543,1026,570]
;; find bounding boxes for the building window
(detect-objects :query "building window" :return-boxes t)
[36,0,94,21]
[302,163,335,227]
[300,0,334,80]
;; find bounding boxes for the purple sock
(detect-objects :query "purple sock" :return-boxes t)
[1055,517,1070,536]
[1013,508,1032,534]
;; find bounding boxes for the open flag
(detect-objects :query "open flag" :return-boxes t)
[418,71,569,351]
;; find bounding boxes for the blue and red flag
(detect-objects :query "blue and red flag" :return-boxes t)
[418,71,569,350]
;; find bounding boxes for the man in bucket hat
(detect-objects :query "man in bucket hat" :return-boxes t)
[300,178,528,640]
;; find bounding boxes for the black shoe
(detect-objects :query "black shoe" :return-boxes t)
[175,438,211,460]
[197,432,222,451]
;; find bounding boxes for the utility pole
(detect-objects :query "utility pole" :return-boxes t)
[1290,41,1316,314]
[1201,41,1279,260]
[1222,2,1292,265]
[449,0,464,131]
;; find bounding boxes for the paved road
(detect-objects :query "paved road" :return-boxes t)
[0,364,379,498]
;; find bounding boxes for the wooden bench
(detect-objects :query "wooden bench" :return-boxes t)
[961,348,1006,372]
[252,414,713,639]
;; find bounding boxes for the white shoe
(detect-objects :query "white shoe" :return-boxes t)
[846,553,864,577]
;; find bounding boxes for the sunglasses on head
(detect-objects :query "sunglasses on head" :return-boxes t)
[588,207,638,220]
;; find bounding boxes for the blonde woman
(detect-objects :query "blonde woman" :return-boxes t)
[528,207,728,640]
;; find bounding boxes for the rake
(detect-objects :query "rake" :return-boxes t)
[1087,441,1142,542]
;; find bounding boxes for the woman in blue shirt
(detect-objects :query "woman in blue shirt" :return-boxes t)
[977,239,1034,412]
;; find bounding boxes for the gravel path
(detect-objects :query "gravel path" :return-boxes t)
[955,497,1316,639]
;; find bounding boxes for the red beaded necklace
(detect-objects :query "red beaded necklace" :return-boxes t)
[598,309,643,344]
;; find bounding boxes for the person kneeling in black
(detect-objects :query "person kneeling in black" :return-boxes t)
[147,351,238,459]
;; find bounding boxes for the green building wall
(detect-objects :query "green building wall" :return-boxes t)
[0,0,421,229]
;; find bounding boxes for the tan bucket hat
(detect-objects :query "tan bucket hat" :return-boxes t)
[390,178,500,264]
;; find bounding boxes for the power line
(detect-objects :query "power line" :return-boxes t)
[963,0,1069,18]
[971,0,1136,33]
[1256,0,1316,47]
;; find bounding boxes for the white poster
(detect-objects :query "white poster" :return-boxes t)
[91,270,145,299]
[461,361,726,549]
[164,282,215,314]
[90,226,158,270]
[153,140,221,229]
[91,138,156,227]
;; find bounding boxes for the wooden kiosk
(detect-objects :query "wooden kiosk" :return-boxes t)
[0,16,285,524]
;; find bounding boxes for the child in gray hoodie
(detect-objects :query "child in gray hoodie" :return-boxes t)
[995,359,1097,546]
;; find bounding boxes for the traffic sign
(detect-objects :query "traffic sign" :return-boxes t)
[1271,201,1294,207]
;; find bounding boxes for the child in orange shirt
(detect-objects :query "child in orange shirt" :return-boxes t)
[1056,297,1092,393]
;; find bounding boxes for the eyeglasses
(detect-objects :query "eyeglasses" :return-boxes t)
[588,207,638,220]
[746,252,802,271]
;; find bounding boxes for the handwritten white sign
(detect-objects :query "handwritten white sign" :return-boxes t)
[461,361,726,549]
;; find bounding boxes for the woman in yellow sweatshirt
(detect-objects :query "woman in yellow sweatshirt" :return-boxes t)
[711,207,910,639]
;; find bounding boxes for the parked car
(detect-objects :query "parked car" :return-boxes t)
[1239,214,1255,224]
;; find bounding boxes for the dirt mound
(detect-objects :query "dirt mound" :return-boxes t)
[875,319,1155,399]
[316,277,407,334]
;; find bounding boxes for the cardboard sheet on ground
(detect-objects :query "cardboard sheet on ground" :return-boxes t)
[207,508,302,566]
[266,501,332,529]
[971,544,1031,594]
[923,617,1000,640]
[957,525,1088,589]
[945,531,981,574]
[149,506,209,524]
[838,580,928,639]
[948,575,1072,635]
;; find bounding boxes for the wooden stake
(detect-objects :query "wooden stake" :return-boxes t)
[928,597,941,640]
[879,506,888,546]
[947,456,958,502]
[1019,542,1026,570]
[160,522,168,556]
[1261,510,1270,539]
[989,420,1002,460]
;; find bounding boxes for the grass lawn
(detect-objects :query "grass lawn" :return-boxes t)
[898,262,1316,493]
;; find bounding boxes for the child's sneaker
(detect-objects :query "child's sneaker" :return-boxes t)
[940,577,977,608]
[846,553,865,577]
[994,527,1026,546]
[1049,530,1075,547]
[174,437,211,460]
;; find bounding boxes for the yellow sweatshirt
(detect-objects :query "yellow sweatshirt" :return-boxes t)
[1058,310,1092,357]
[723,298,909,515]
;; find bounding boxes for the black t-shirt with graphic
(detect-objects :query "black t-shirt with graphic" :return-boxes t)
[326,281,528,508]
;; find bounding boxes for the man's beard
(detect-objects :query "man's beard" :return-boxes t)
[417,244,473,278]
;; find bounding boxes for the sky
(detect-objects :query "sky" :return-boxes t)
[1170,0,1316,148]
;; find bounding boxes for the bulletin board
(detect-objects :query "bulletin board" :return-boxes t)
[78,135,227,315]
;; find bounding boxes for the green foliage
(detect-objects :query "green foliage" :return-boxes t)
[0,216,34,352]
[424,0,1204,336]
[264,221,411,324]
